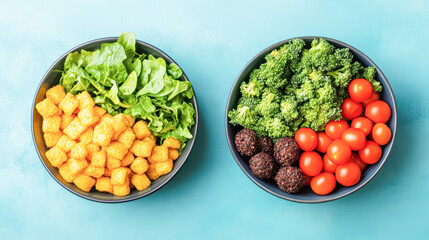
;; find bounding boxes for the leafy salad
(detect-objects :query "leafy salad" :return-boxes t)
[60,32,196,147]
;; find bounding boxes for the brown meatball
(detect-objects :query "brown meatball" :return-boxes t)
[235,128,259,157]
[249,152,278,179]
[275,166,305,193]
[273,137,300,166]
[258,136,274,156]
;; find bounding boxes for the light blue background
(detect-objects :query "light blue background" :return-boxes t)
[1,0,428,239]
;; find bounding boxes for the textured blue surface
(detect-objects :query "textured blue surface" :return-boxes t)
[1,0,428,239]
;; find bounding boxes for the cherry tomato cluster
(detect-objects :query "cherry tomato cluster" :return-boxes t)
[294,78,392,195]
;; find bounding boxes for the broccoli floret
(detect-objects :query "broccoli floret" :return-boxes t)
[240,79,264,98]
[262,117,293,139]
[362,67,382,92]
[326,65,354,88]
[280,95,299,123]
[228,104,257,129]
[301,38,337,71]
[238,96,260,109]
[255,88,281,117]
[333,48,354,67]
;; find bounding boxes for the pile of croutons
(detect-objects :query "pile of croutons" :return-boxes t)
[35,85,181,196]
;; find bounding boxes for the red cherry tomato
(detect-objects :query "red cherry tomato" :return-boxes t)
[349,153,367,171]
[336,162,361,186]
[327,139,351,164]
[323,154,338,173]
[371,123,392,146]
[299,151,323,176]
[325,119,349,140]
[359,140,382,164]
[351,117,374,136]
[362,92,380,108]
[304,175,312,186]
[365,100,391,123]
[341,128,366,151]
[311,172,336,195]
[316,132,333,153]
[294,128,318,151]
[341,98,363,120]
[349,78,373,102]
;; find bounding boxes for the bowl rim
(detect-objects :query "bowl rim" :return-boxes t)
[224,36,397,203]
[31,37,199,203]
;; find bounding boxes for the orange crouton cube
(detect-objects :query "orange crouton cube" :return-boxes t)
[44,132,63,148]
[86,143,100,161]
[113,113,130,127]
[146,164,160,181]
[46,85,66,105]
[45,146,67,167]
[59,158,88,182]
[84,164,105,178]
[99,113,112,124]
[55,108,63,116]
[42,116,61,133]
[169,149,179,161]
[131,174,151,191]
[113,178,130,196]
[130,157,149,174]
[36,98,58,118]
[60,114,75,130]
[129,140,154,158]
[73,174,95,192]
[143,135,156,147]
[95,177,113,193]
[76,91,95,111]
[91,150,106,167]
[94,106,106,117]
[155,159,173,176]
[104,168,112,177]
[106,156,121,170]
[121,152,135,167]
[78,106,99,127]
[59,93,79,116]
[105,142,128,159]
[79,127,94,144]
[162,137,181,149]
[147,146,169,164]
[124,114,135,127]
[93,122,114,147]
[68,158,88,175]
[118,128,136,149]
[133,120,151,139]
[111,167,131,185]
[63,118,88,140]
[56,135,76,152]
[70,142,88,159]
[109,117,127,140]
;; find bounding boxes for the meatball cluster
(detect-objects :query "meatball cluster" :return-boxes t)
[234,128,305,194]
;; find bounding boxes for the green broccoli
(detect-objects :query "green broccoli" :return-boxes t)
[362,67,382,92]
[228,38,384,141]
[262,117,293,139]
[238,96,260,109]
[228,104,257,129]
[280,95,299,123]
[240,79,264,98]
[255,88,281,117]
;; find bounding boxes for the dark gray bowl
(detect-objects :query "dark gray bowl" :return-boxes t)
[32,37,199,203]
[225,37,397,203]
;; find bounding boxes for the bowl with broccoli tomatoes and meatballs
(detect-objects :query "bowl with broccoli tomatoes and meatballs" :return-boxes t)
[225,37,397,203]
